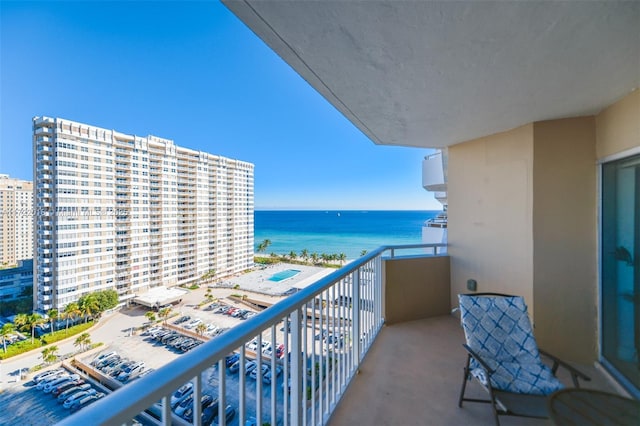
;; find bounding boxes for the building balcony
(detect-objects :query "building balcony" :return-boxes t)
[59,244,628,426]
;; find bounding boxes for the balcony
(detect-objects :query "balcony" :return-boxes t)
[59,243,625,426]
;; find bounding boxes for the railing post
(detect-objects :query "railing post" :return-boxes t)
[161,395,171,426]
[290,308,303,426]
[352,269,360,369]
[193,374,202,426]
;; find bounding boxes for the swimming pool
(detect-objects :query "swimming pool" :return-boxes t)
[268,269,301,282]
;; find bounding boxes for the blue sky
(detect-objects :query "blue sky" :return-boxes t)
[0,1,439,210]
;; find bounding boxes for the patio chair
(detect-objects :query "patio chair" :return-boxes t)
[457,293,590,426]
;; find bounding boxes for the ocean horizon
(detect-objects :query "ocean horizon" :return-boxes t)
[254,210,441,259]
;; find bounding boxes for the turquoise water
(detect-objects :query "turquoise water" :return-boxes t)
[268,269,302,282]
[254,210,440,259]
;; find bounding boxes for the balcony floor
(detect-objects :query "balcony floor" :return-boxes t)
[329,315,622,426]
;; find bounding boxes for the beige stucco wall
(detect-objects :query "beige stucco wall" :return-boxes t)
[383,255,450,324]
[532,117,597,363]
[596,90,640,160]
[448,124,535,310]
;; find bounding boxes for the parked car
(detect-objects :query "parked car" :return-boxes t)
[170,383,193,407]
[63,389,97,409]
[52,379,85,396]
[32,368,64,384]
[69,392,104,411]
[212,405,236,425]
[44,374,80,393]
[263,365,283,385]
[182,395,215,421]
[57,384,91,403]
[201,401,221,425]
[249,364,269,381]
[229,360,241,374]
[173,315,191,325]
[117,361,145,382]
[37,371,67,390]
[245,361,257,375]
[173,394,194,417]
[225,353,239,367]
[184,318,202,329]
[90,351,117,366]
[96,354,121,369]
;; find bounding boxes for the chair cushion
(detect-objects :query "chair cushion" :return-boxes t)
[470,359,564,395]
[459,294,564,395]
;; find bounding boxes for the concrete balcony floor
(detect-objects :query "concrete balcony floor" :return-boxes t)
[329,315,622,426]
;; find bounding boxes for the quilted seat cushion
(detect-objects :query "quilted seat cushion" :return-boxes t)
[470,359,564,395]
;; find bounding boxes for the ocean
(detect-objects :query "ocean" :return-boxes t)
[254,210,441,260]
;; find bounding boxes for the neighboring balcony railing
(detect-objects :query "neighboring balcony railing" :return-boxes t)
[58,243,446,426]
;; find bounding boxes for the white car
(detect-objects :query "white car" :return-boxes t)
[90,351,117,366]
[44,374,80,393]
[117,362,145,382]
[70,392,104,411]
[32,368,64,384]
[184,318,202,330]
[37,371,66,390]
[170,383,193,407]
[63,389,97,409]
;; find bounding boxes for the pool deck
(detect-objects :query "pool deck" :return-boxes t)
[215,263,335,296]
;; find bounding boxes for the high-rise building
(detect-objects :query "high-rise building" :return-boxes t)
[0,174,34,266]
[33,116,254,312]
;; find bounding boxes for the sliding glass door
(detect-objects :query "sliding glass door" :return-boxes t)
[601,153,640,396]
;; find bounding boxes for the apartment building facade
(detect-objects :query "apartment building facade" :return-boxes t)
[0,174,34,266]
[33,116,254,312]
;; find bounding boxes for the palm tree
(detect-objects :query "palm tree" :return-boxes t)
[13,313,28,335]
[64,302,81,332]
[158,307,172,324]
[1,323,15,353]
[301,249,309,263]
[79,294,100,323]
[74,332,91,351]
[338,253,347,265]
[47,309,59,333]
[27,313,45,343]
[257,239,272,253]
[145,311,157,323]
[195,322,207,336]
[289,251,297,261]
[41,345,59,364]
[311,252,319,265]
[360,249,368,256]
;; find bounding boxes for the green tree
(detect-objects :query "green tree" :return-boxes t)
[195,322,207,336]
[64,302,81,332]
[74,332,91,351]
[289,251,297,261]
[94,289,119,311]
[338,253,347,265]
[13,313,28,334]
[360,249,368,256]
[158,307,172,324]
[1,323,15,353]
[145,311,157,323]
[257,239,272,253]
[311,252,319,264]
[47,308,59,333]
[41,345,59,364]
[301,249,309,263]
[30,313,45,343]
[78,294,100,323]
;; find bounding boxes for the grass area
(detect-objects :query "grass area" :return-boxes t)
[0,321,95,360]
[254,256,343,269]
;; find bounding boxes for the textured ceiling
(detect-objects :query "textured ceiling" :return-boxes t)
[224,0,640,148]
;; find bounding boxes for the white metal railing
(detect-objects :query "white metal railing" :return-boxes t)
[57,244,446,426]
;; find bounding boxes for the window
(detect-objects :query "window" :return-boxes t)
[601,153,640,395]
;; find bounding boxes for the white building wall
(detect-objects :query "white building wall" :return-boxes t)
[33,117,254,312]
